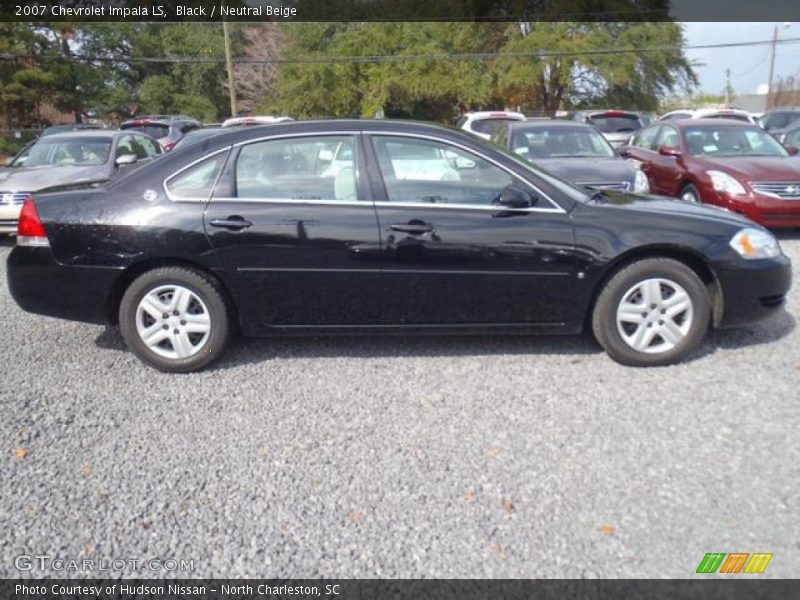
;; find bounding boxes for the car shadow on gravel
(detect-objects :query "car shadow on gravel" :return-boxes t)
[93,309,795,371]
[692,308,796,359]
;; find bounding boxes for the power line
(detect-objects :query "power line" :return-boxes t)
[2,35,800,65]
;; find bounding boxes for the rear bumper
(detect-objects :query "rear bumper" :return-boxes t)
[7,246,121,324]
[715,254,792,328]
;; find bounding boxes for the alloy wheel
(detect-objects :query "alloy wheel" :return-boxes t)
[135,284,211,359]
[615,277,694,354]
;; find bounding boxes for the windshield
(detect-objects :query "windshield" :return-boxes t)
[588,114,642,133]
[512,126,615,159]
[11,137,111,167]
[493,143,591,203]
[684,125,788,157]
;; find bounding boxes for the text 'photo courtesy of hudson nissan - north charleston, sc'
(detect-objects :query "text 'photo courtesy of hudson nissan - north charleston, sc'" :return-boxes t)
[6,120,792,372]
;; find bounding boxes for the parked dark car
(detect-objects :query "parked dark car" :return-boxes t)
[0,130,162,233]
[760,107,800,140]
[490,120,650,193]
[120,115,201,151]
[557,110,644,147]
[7,120,790,372]
[621,118,800,228]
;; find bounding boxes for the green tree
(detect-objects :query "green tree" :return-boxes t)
[494,22,696,113]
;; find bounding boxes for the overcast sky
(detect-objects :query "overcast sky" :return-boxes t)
[682,22,800,95]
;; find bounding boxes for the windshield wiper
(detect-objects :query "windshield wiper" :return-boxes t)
[587,189,611,203]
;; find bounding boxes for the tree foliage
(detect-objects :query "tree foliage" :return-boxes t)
[270,21,696,121]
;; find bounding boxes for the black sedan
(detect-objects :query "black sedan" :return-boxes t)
[7,120,792,372]
[490,120,650,193]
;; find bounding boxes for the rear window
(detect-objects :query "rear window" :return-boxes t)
[705,114,750,123]
[471,118,520,135]
[588,114,642,133]
[121,123,170,140]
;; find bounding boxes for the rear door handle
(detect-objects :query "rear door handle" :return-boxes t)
[390,222,433,234]
[209,216,252,231]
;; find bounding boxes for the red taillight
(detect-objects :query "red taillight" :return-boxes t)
[17,198,49,247]
[602,110,628,117]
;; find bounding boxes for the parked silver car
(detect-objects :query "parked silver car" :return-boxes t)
[0,130,162,233]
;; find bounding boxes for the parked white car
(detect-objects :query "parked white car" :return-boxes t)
[659,108,756,124]
[456,111,526,140]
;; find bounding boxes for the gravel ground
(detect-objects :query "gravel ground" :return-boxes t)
[1,234,799,579]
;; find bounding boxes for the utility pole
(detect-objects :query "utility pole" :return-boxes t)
[767,24,778,108]
[222,19,237,117]
[724,68,731,104]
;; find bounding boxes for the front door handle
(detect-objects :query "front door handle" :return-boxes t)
[209,216,253,231]
[390,222,433,234]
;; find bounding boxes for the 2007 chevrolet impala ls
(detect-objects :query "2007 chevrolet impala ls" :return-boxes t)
[6,120,792,372]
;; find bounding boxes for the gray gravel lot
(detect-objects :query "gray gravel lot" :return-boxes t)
[1,234,799,579]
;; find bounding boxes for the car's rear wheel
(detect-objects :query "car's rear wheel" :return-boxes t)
[592,258,710,366]
[681,183,701,203]
[119,266,231,372]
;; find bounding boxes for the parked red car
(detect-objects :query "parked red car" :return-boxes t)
[622,119,800,228]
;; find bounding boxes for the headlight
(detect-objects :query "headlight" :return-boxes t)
[729,228,781,259]
[633,168,650,193]
[708,170,746,195]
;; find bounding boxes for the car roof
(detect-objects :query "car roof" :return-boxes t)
[509,120,595,130]
[37,130,123,140]
[465,111,525,119]
[668,118,758,129]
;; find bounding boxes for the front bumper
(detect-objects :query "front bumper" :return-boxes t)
[728,193,800,228]
[7,245,122,324]
[715,254,792,328]
[0,202,22,233]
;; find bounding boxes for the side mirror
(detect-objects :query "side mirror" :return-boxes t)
[115,154,138,166]
[617,146,632,158]
[115,153,138,166]
[658,146,681,157]
[495,184,536,209]
[4,157,14,166]
[318,149,334,162]
[786,145,799,156]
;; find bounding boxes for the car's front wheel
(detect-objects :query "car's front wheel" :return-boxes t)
[119,266,231,372]
[681,183,702,203]
[592,258,710,366]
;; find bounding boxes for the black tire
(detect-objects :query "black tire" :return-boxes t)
[592,258,711,367]
[119,266,231,372]
[680,183,702,203]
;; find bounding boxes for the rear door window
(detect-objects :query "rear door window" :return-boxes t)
[234,135,358,202]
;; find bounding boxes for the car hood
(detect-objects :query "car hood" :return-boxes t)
[596,191,753,228]
[0,164,109,191]
[533,157,633,185]
[692,155,800,181]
